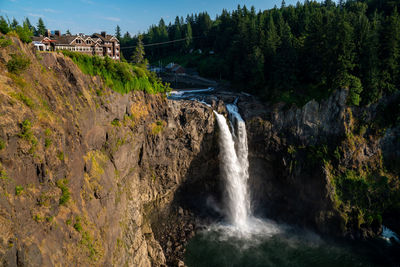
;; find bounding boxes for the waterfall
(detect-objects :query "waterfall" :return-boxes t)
[214,104,251,231]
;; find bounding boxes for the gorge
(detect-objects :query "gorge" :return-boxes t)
[0,35,400,267]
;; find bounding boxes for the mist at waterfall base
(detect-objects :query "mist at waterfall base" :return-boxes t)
[183,101,400,267]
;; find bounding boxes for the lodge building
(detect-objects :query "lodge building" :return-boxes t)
[32,31,120,60]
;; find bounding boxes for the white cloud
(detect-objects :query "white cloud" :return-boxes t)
[44,8,59,13]
[104,17,120,22]
[28,13,44,18]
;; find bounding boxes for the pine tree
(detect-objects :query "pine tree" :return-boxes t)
[158,18,168,41]
[66,29,71,35]
[358,11,380,104]
[11,18,18,30]
[173,16,182,51]
[265,15,280,55]
[184,22,193,50]
[115,25,121,40]
[18,20,33,43]
[36,18,46,36]
[132,34,145,65]
[23,18,34,32]
[0,16,10,34]
[380,7,400,93]
[123,31,131,40]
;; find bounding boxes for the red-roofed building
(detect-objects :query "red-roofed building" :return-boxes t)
[33,31,120,60]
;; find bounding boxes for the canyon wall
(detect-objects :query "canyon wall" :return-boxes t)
[0,37,216,266]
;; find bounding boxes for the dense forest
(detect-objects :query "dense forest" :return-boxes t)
[120,0,400,105]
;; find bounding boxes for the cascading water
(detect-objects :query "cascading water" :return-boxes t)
[213,102,280,237]
[214,106,251,231]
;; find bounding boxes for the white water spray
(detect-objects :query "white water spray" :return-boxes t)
[213,104,251,230]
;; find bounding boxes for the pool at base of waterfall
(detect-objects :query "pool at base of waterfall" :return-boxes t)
[184,224,400,267]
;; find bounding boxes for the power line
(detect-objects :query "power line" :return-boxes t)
[120,36,202,50]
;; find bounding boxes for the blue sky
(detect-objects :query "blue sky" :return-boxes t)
[1,0,304,36]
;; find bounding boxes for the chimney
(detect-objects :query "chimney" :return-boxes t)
[55,30,60,37]
[101,31,106,37]
[45,29,51,37]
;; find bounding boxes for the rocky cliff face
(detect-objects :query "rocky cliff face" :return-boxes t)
[236,89,400,239]
[0,37,216,266]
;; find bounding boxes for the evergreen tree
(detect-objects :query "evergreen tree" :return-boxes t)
[266,15,280,54]
[66,29,71,35]
[361,11,381,104]
[36,18,46,36]
[115,25,121,40]
[23,18,35,33]
[184,22,193,50]
[132,34,145,65]
[11,18,18,30]
[158,18,168,41]
[123,31,131,40]
[0,16,10,34]
[380,7,400,93]
[281,0,286,9]
[173,16,182,50]
[18,20,33,43]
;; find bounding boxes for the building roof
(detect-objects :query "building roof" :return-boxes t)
[92,33,119,43]
[31,33,119,45]
[32,36,45,42]
[171,64,185,73]
[53,35,76,45]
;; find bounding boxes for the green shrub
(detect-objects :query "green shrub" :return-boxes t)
[0,36,12,47]
[15,25,32,43]
[344,75,363,106]
[45,128,52,136]
[11,92,35,108]
[7,53,31,74]
[18,119,37,154]
[111,119,120,127]
[33,214,43,222]
[81,231,99,260]
[334,146,341,161]
[151,120,165,135]
[44,128,52,148]
[73,217,82,232]
[15,185,24,195]
[333,171,399,228]
[0,138,5,150]
[44,138,52,148]
[57,151,64,161]
[62,50,170,95]
[0,170,8,180]
[287,145,296,154]
[19,119,33,140]
[56,178,70,205]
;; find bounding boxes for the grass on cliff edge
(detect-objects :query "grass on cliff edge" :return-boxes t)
[62,50,170,95]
